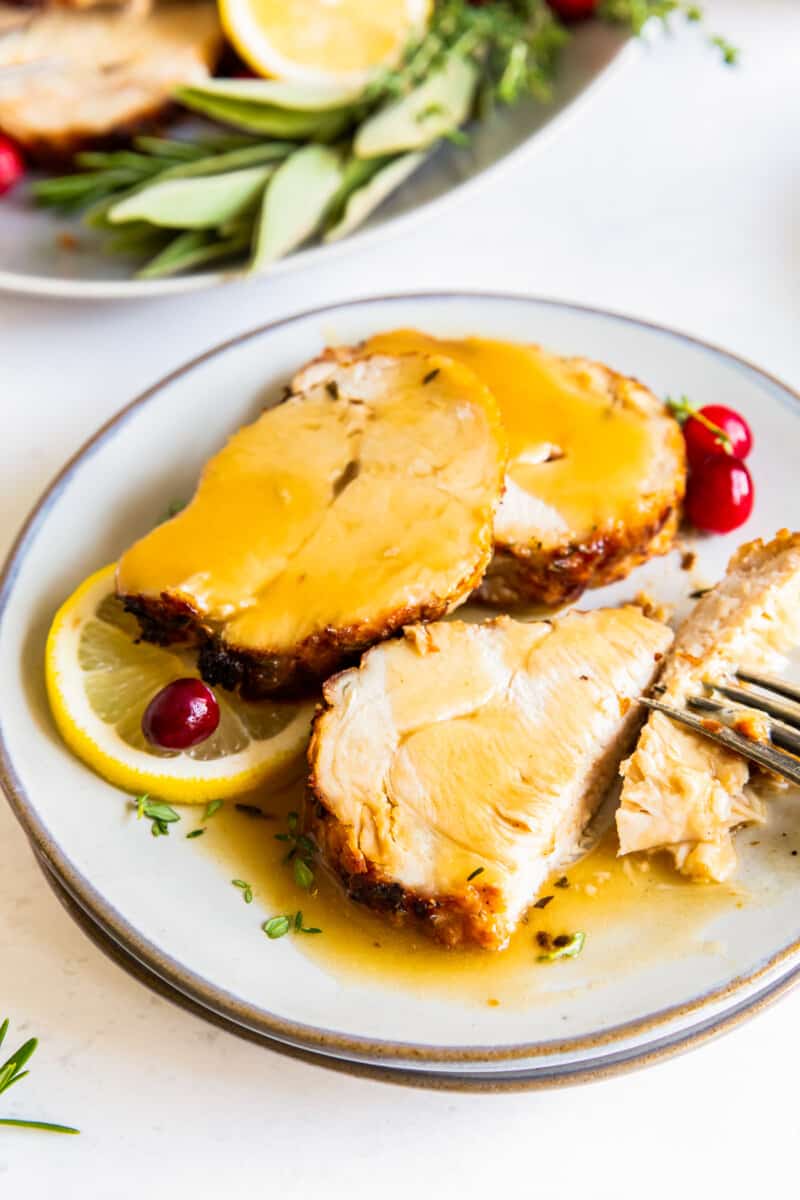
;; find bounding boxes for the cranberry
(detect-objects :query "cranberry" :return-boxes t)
[685,456,754,534]
[142,678,220,750]
[684,404,753,470]
[547,0,598,19]
[0,135,24,196]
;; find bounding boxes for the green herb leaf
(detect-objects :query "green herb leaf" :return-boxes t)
[204,799,224,820]
[140,801,180,824]
[263,916,291,939]
[186,828,206,839]
[0,1118,79,1135]
[232,879,254,903]
[293,859,315,891]
[537,931,586,962]
[0,1019,78,1134]
[466,866,485,882]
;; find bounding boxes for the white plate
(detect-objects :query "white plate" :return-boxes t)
[0,24,630,299]
[3,293,800,1086]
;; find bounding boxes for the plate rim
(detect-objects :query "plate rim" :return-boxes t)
[34,844,800,1091]
[0,30,635,300]
[3,289,800,1069]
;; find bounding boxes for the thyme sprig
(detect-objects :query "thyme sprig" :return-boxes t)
[598,1,738,62]
[0,1019,79,1135]
[275,811,318,891]
[135,794,181,837]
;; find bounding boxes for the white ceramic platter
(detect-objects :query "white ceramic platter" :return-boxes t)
[3,293,800,1087]
[0,24,630,299]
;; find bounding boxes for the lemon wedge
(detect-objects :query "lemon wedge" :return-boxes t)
[219,0,431,89]
[45,565,314,803]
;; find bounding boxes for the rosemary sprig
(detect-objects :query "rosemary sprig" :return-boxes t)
[0,1019,79,1135]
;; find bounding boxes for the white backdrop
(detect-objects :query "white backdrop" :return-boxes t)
[1,2,797,1194]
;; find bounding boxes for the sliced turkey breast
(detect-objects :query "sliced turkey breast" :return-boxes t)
[118,352,506,697]
[0,3,222,161]
[308,607,673,949]
[364,330,686,606]
[617,530,800,882]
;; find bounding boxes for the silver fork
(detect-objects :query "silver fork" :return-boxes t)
[640,669,800,786]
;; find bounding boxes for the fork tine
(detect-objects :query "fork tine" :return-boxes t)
[687,694,800,757]
[639,697,800,786]
[709,680,800,731]
[736,669,800,706]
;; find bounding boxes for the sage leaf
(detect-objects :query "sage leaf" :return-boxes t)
[136,230,250,280]
[251,145,344,271]
[354,52,478,158]
[325,150,429,242]
[178,77,363,112]
[108,165,274,230]
[175,89,350,140]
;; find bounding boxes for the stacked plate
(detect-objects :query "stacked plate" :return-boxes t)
[3,294,800,1090]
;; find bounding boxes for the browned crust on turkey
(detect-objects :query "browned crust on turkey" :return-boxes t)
[306,788,510,950]
[10,103,182,167]
[475,503,680,607]
[124,546,491,699]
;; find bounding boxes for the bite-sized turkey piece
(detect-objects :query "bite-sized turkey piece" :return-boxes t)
[364,331,686,606]
[617,530,800,883]
[118,352,506,698]
[0,3,222,162]
[308,607,673,950]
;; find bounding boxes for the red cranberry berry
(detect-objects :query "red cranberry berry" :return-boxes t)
[685,456,754,534]
[0,135,24,197]
[547,0,599,19]
[683,404,753,470]
[142,678,220,750]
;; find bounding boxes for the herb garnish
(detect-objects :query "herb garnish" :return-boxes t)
[235,803,272,819]
[135,794,180,837]
[232,878,254,904]
[554,875,570,889]
[275,811,318,891]
[186,828,206,839]
[262,912,323,940]
[204,799,224,820]
[0,1019,79,1135]
[537,931,585,962]
[467,866,485,881]
[422,367,441,385]
[533,894,554,909]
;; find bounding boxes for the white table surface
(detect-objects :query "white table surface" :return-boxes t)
[2,1,797,1193]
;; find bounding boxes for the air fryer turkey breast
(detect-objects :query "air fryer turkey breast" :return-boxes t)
[308,608,673,949]
[0,3,223,162]
[617,530,800,883]
[118,352,506,698]
[364,331,686,606]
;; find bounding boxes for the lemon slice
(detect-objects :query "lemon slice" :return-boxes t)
[219,0,431,89]
[46,565,314,803]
